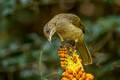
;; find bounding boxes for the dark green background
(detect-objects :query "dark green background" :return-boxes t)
[0,0,120,80]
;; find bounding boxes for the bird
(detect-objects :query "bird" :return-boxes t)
[43,13,92,65]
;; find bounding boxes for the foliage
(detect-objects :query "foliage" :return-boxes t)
[0,0,120,80]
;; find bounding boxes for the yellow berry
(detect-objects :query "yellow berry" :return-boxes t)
[59,48,63,51]
[74,50,76,53]
[72,78,77,80]
[78,78,82,80]
[69,47,72,51]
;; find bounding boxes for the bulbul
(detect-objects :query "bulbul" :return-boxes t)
[43,13,92,65]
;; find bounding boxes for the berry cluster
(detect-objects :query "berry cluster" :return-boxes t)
[58,41,94,80]
[58,47,67,69]
[62,68,94,80]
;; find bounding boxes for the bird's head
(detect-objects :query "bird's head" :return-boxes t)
[44,23,56,42]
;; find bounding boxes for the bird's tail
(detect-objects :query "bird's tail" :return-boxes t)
[76,39,92,65]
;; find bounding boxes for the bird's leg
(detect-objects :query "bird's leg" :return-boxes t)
[64,40,76,56]
[67,40,76,56]
[57,33,64,42]
[66,40,75,47]
[59,40,77,57]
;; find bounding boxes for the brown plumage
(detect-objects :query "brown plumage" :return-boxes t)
[43,13,92,65]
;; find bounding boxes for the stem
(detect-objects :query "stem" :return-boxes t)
[39,51,43,80]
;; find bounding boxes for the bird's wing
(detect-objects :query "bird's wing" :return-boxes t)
[66,14,85,33]
[76,19,85,33]
[54,13,85,33]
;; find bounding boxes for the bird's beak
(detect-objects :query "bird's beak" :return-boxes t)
[48,36,51,42]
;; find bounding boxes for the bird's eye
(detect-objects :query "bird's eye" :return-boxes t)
[46,30,49,33]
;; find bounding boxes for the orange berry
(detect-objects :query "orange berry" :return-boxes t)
[72,56,75,60]
[75,68,80,73]
[86,74,94,79]
[81,73,86,79]
[61,64,65,66]
[77,67,82,72]
[65,72,69,77]
[58,51,61,53]
[80,59,82,62]
[74,59,77,63]
[73,72,77,77]
[60,51,64,54]
[62,72,66,77]
[61,61,67,65]
[68,74,74,79]
[62,48,65,51]
[61,77,69,80]
[64,54,67,57]
[66,68,73,74]
[60,58,66,61]
[75,71,83,78]
[61,63,64,66]
[61,65,66,69]
[76,74,80,79]
[72,56,77,62]
[64,48,67,50]
[58,54,62,57]
[85,78,90,80]
[64,61,67,64]
[64,51,67,54]
[69,49,72,52]
[62,72,69,77]
[62,52,65,54]
[60,54,65,58]
[61,61,65,64]
[78,71,83,76]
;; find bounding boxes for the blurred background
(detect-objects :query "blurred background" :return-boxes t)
[0,0,120,80]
